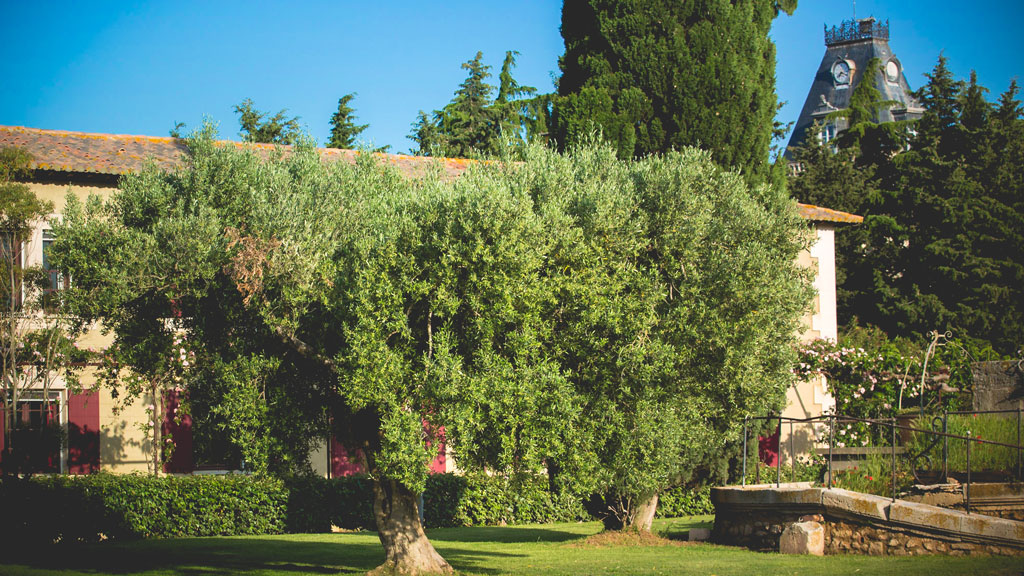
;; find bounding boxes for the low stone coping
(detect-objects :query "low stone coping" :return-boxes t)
[713,484,1024,548]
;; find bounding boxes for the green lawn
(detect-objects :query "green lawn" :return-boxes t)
[1,516,1019,575]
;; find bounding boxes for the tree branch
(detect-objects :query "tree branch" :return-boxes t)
[273,325,335,369]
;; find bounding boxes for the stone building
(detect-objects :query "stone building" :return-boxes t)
[786,17,923,156]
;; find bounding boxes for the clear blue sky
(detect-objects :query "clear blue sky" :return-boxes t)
[2,1,1020,154]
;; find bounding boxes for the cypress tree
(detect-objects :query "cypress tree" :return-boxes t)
[553,0,796,184]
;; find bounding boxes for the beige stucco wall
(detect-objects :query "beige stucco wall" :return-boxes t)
[98,383,156,474]
[20,181,155,473]
[74,330,156,474]
[779,224,838,462]
[29,181,115,212]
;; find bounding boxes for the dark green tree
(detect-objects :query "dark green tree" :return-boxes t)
[787,124,876,315]
[234,98,302,145]
[409,51,546,157]
[326,93,369,149]
[553,0,796,185]
[806,55,1024,354]
[827,58,909,165]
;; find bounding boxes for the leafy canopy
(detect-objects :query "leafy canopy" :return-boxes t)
[52,128,812,530]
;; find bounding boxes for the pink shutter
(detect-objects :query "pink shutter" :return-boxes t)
[759,425,780,467]
[428,425,446,474]
[0,408,6,474]
[330,438,365,476]
[68,390,100,474]
[162,390,193,473]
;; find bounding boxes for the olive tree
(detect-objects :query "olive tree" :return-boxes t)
[53,125,811,569]
[511,142,813,530]
[53,126,575,573]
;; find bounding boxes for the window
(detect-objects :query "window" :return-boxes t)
[0,233,23,312]
[2,391,63,474]
[41,230,68,311]
[817,123,837,145]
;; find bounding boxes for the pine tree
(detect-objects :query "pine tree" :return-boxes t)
[408,51,545,157]
[445,51,498,157]
[789,55,1023,353]
[326,93,369,149]
[234,98,302,145]
[493,51,539,150]
[553,0,796,184]
[855,58,1023,353]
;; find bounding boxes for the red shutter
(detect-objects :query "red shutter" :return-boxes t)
[759,425,780,467]
[162,390,193,473]
[428,425,446,474]
[330,439,365,476]
[68,389,100,474]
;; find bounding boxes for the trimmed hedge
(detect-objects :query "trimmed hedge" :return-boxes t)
[656,485,714,517]
[0,473,288,544]
[421,473,586,528]
[0,471,587,544]
[322,473,586,530]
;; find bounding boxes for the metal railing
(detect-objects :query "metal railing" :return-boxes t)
[741,409,1023,514]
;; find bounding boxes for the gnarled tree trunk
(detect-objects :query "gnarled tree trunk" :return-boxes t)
[625,493,658,532]
[370,478,452,575]
[599,492,659,532]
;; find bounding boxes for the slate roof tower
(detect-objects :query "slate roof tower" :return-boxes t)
[785,17,923,155]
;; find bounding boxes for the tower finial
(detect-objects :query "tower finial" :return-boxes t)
[853,0,856,20]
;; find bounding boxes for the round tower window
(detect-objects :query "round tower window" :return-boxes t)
[885,60,900,83]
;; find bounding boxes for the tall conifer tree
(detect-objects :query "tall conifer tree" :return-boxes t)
[326,93,369,149]
[553,0,796,184]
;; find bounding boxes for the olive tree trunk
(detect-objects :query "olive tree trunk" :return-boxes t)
[370,478,452,575]
[625,493,658,532]
[600,493,659,532]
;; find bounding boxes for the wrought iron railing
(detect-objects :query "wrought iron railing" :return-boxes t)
[825,18,890,46]
[741,409,1023,514]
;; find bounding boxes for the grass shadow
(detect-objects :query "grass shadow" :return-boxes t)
[427,525,589,544]
[3,535,383,575]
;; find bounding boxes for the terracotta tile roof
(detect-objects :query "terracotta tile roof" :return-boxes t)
[2,126,861,224]
[797,203,863,224]
[0,125,473,180]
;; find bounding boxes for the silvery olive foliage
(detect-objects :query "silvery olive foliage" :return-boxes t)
[52,124,811,510]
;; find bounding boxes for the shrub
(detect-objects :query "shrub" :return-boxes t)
[422,472,585,528]
[0,473,289,545]
[0,470,593,546]
[656,485,713,517]
[325,475,375,530]
[824,453,913,497]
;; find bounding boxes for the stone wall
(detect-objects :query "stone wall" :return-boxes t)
[712,483,1024,556]
[972,361,1023,412]
[826,519,1021,556]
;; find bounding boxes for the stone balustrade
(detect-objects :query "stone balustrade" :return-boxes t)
[712,483,1024,556]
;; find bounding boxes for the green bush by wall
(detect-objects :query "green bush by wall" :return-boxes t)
[656,485,714,517]
[0,473,288,544]
[0,471,588,545]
